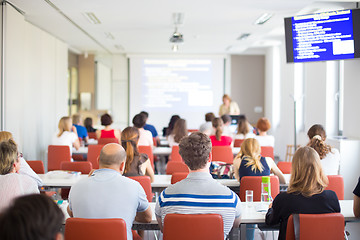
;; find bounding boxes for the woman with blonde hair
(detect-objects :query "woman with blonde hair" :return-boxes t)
[52,116,80,155]
[265,146,340,240]
[167,119,188,147]
[121,127,154,182]
[234,115,255,140]
[307,124,340,175]
[0,131,42,186]
[233,138,285,183]
[209,118,232,146]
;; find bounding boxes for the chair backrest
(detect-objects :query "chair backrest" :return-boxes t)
[98,138,119,144]
[286,213,344,240]
[166,161,190,175]
[128,175,154,202]
[171,172,189,184]
[138,145,154,169]
[26,160,45,174]
[87,144,104,169]
[153,137,157,147]
[261,146,274,159]
[88,132,97,140]
[47,145,71,171]
[170,146,183,162]
[211,146,234,164]
[239,176,280,202]
[60,161,93,174]
[188,129,198,133]
[163,214,223,240]
[234,139,244,147]
[277,161,292,174]
[65,218,127,240]
[325,175,344,200]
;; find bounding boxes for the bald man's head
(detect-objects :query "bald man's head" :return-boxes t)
[99,143,126,168]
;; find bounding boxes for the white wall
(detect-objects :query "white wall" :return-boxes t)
[4,4,68,161]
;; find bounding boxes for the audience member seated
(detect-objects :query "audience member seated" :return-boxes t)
[353,177,360,217]
[122,127,155,182]
[140,111,159,143]
[235,115,255,140]
[221,114,233,136]
[96,113,121,142]
[233,138,285,183]
[132,114,153,146]
[155,132,241,238]
[254,117,274,147]
[52,116,80,155]
[167,118,188,147]
[307,124,340,175]
[0,194,64,240]
[72,114,89,144]
[199,112,215,136]
[67,143,152,240]
[163,115,180,137]
[265,146,340,240]
[219,94,240,116]
[0,140,39,213]
[210,118,232,146]
[0,131,42,186]
[84,117,97,133]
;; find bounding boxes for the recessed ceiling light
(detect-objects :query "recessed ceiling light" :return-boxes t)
[82,12,101,24]
[254,13,273,25]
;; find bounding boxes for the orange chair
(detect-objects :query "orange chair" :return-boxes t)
[88,132,97,140]
[170,146,183,162]
[234,139,244,147]
[26,160,45,174]
[261,146,274,159]
[128,176,154,202]
[239,176,280,202]
[286,213,345,240]
[87,144,104,169]
[98,138,119,144]
[171,172,189,184]
[72,154,85,161]
[188,129,198,133]
[277,161,292,174]
[65,218,127,240]
[138,145,154,169]
[325,175,344,200]
[48,145,71,171]
[60,161,92,174]
[166,161,190,175]
[211,146,234,164]
[163,214,223,240]
[153,137,158,147]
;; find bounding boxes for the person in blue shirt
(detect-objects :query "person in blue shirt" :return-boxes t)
[72,114,88,144]
[140,111,159,145]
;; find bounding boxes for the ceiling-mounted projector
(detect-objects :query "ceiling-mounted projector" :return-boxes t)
[169,29,184,43]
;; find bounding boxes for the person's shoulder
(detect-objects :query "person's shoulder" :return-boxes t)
[322,189,339,199]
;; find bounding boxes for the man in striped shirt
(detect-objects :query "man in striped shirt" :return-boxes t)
[155,132,241,237]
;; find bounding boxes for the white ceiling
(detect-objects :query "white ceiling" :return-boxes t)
[10,0,356,55]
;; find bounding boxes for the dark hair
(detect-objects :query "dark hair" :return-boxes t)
[132,114,146,128]
[221,114,231,124]
[212,118,223,141]
[237,115,249,135]
[179,132,212,170]
[205,112,215,122]
[0,194,64,240]
[256,117,271,132]
[173,119,188,143]
[84,117,93,128]
[0,139,18,175]
[166,115,180,136]
[101,113,113,126]
[307,124,331,159]
[140,111,149,118]
[121,127,140,173]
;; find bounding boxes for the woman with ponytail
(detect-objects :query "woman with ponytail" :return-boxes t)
[307,124,340,175]
[167,119,188,147]
[233,138,285,183]
[209,118,232,146]
[121,127,154,182]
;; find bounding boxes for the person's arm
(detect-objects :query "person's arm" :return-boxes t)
[233,194,242,228]
[18,158,43,186]
[354,195,360,217]
[84,136,89,144]
[73,137,80,150]
[67,205,74,218]
[144,159,155,182]
[96,129,101,140]
[156,215,164,232]
[114,129,121,143]
[233,216,242,228]
[265,196,281,226]
[266,157,286,184]
[233,157,241,182]
[135,206,152,223]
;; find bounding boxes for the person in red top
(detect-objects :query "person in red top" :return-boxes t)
[96,114,121,142]
[209,118,233,146]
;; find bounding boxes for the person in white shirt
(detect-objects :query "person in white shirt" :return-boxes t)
[220,114,233,137]
[199,112,215,136]
[254,117,275,147]
[0,140,39,213]
[235,115,255,140]
[307,124,340,175]
[52,116,80,155]
[132,114,154,146]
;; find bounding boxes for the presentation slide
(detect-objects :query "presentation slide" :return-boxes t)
[129,56,225,131]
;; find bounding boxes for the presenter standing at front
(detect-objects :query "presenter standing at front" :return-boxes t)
[219,94,240,116]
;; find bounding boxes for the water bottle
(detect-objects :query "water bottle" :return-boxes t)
[261,176,271,202]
